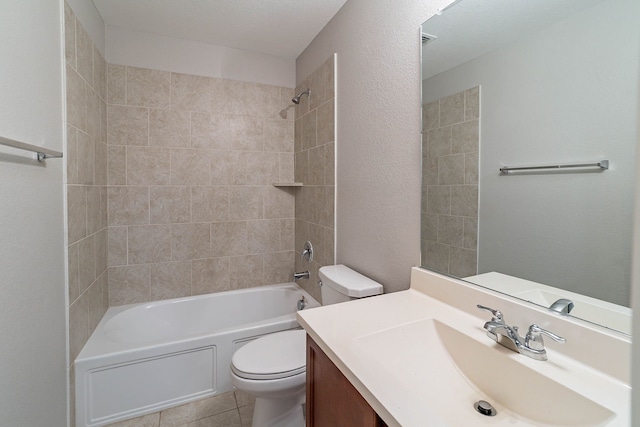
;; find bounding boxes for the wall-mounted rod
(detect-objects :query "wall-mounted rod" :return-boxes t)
[499,160,608,174]
[0,135,63,162]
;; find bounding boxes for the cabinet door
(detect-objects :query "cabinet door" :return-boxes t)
[306,336,386,427]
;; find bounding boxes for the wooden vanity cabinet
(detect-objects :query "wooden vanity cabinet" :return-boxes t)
[306,336,387,427]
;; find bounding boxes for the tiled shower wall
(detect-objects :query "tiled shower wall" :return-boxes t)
[105,68,296,305]
[421,87,479,277]
[64,4,110,425]
[293,55,336,303]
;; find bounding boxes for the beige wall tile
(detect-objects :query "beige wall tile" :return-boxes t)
[128,225,172,264]
[324,227,335,265]
[245,152,279,185]
[95,141,108,186]
[294,118,302,153]
[64,2,76,68]
[280,219,295,251]
[264,186,294,219]
[316,186,334,228]
[451,185,478,217]
[423,100,439,131]
[426,186,451,215]
[108,105,149,146]
[464,217,478,250]
[247,220,280,254]
[86,88,101,139]
[127,66,170,109]
[279,153,295,183]
[301,111,317,151]
[229,187,263,220]
[68,242,80,303]
[150,186,191,224]
[109,264,150,306]
[264,252,294,285]
[77,131,94,185]
[107,64,126,105]
[294,186,317,224]
[438,154,465,185]
[69,295,88,362]
[307,223,325,265]
[171,73,211,112]
[209,77,226,114]
[294,151,308,184]
[149,109,191,148]
[75,21,93,88]
[67,125,79,184]
[66,63,86,130]
[95,228,108,276]
[307,145,325,185]
[210,221,247,257]
[86,186,102,235]
[221,80,251,116]
[108,226,128,266]
[449,247,478,278]
[465,152,479,185]
[426,126,451,159]
[211,151,246,185]
[94,49,107,101]
[437,215,464,247]
[100,99,108,143]
[171,223,211,261]
[422,213,438,242]
[191,113,231,150]
[150,261,192,300]
[78,235,96,293]
[424,240,450,274]
[422,157,438,186]
[229,116,263,151]
[88,273,107,333]
[264,119,294,152]
[316,101,335,145]
[294,81,310,118]
[107,186,150,226]
[465,86,480,120]
[229,255,263,289]
[127,146,171,186]
[67,185,87,244]
[248,82,280,118]
[192,258,230,295]
[107,145,126,185]
[159,391,236,426]
[440,92,464,126]
[192,186,229,223]
[171,149,211,185]
[451,119,479,154]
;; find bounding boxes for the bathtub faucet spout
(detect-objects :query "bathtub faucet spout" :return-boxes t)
[293,271,310,281]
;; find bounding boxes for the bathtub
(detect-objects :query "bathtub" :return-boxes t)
[75,283,319,427]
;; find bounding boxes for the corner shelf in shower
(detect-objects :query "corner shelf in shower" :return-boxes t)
[273,182,304,187]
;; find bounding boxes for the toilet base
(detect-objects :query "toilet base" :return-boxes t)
[251,395,305,427]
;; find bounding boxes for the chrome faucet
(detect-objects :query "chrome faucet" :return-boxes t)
[477,305,566,361]
[549,298,574,315]
[293,271,310,281]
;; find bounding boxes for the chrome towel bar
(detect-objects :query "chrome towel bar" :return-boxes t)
[499,160,608,174]
[0,135,63,162]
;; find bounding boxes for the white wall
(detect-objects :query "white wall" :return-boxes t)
[296,0,452,292]
[107,26,296,88]
[0,1,67,426]
[423,0,639,306]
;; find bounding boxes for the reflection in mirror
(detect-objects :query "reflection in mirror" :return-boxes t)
[420,0,639,334]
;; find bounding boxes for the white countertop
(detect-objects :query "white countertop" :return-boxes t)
[297,268,631,426]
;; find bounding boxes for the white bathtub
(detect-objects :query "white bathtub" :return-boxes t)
[75,283,319,427]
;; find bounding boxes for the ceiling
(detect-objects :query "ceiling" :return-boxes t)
[91,0,348,60]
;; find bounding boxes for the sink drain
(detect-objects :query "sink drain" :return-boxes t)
[474,400,497,416]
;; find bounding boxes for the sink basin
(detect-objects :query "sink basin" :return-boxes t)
[354,318,615,426]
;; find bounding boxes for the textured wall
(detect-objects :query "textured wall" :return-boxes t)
[0,0,66,426]
[296,0,451,292]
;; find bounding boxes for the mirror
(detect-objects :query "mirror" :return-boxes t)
[420,0,639,334]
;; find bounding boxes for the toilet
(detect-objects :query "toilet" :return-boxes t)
[230,265,383,427]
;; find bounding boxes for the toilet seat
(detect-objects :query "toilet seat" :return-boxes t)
[231,329,307,380]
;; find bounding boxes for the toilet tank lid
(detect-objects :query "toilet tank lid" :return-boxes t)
[318,265,383,298]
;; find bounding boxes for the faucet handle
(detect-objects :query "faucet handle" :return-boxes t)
[525,324,566,351]
[476,304,504,323]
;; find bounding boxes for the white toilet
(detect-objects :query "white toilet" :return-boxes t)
[230,264,383,427]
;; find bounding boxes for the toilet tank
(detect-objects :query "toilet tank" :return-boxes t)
[318,265,383,305]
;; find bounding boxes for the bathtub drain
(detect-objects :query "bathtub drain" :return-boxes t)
[474,400,497,416]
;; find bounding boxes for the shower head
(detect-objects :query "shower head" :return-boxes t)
[292,89,310,104]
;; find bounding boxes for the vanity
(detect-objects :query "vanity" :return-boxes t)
[297,267,631,426]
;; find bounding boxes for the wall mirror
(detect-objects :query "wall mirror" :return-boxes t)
[420,0,639,335]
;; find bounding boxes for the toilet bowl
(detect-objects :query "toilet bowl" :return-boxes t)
[230,265,383,427]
